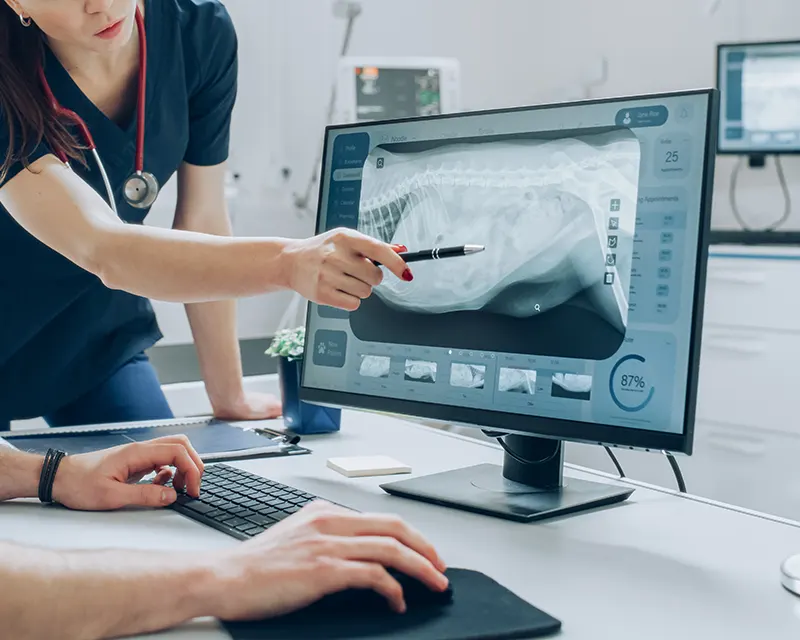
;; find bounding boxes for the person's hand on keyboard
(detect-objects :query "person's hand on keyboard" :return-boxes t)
[51,435,204,510]
[202,500,448,619]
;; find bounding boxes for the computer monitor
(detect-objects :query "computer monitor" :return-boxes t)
[717,40,800,156]
[301,89,719,522]
[335,57,461,124]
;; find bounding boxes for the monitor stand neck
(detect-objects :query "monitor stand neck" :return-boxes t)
[502,434,564,489]
[380,431,634,522]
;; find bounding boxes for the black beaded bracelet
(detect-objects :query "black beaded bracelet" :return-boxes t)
[38,448,66,504]
[45,450,66,503]
[37,449,55,502]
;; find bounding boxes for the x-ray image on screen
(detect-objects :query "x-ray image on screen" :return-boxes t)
[450,363,486,389]
[498,367,537,395]
[349,128,640,360]
[359,355,391,378]
[551,373,593,401]
[404,360,437,383]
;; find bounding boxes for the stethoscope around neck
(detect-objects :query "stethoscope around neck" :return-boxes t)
[36,7,158,217]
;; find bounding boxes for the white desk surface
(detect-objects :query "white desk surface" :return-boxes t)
[2,411,800,640]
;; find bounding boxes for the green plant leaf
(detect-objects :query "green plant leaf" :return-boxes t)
[266,325,306,358]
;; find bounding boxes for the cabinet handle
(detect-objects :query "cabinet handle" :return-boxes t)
[707,271,767,285]
[704,430,766,456]
[702,336,767,355]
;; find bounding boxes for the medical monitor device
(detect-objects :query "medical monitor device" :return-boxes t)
[302,89,719,522]
[717,40,800,156]
[335,57,461,124]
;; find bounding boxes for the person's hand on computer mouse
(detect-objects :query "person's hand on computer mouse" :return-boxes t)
[51,436,204,510]
[205,500,448,620]
[284,228,413,312]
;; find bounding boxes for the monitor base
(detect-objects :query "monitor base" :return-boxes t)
[381,462,634,523]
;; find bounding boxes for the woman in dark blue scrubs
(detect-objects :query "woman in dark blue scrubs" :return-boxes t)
[0,0,412,430]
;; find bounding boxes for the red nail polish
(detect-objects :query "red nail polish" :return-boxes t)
[392,244,408,253]
[402,268,414,282]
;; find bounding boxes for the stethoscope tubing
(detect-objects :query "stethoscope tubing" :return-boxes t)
[35,7,153,217]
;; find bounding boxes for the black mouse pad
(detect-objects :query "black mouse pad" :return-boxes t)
[221,568,562,639]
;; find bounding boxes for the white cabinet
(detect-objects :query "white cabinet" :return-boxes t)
[697,246,800,439]
[696,328,800,435]
[689,421,800,519]
[703,259,800,332]
[567,420,800,521]
[566,245,800,520]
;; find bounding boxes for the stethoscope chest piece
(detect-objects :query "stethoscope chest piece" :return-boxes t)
[124,171,160,209]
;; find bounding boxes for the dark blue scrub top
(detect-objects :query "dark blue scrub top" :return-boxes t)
[0,0,238,420]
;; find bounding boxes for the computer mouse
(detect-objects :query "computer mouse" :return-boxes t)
[781,554,800,595]
[309,569,454,614]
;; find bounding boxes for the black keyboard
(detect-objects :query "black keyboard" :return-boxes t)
[169,463,320,540]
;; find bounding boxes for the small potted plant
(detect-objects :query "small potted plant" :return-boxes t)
[266,326,341,434]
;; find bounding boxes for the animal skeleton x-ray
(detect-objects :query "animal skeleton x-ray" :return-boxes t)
[349,128,640,361]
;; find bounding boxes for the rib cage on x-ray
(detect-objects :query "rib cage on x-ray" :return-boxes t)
[357,131,640,330]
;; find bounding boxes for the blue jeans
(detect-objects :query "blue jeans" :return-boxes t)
[0,353,174,431]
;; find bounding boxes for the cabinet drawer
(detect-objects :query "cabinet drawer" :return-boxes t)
[568,422,800,519]
[703,257,800,332]
[697,327,800,435]
[687,420,800,520]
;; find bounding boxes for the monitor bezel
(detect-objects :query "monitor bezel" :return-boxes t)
[301,88,719,455]
[716,39,800,155]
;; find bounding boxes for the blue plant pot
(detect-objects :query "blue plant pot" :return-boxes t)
[277,356,341,434]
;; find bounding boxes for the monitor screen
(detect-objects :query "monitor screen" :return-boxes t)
[354,66,443,121]
[302,90,717,453]
[718,41,800,154]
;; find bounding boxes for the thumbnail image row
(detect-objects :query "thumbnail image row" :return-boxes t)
[359,355,593,401]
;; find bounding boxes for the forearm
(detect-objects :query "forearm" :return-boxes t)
[0,448,42,502]
[0,543,222,640]
[0,159,292,304]
[187,296,244,407]
[94,223,293,303]
[178,194,246,405]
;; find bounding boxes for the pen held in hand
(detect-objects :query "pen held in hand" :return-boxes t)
[373,244,485,267]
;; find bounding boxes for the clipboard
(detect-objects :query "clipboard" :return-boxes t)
[0,417,310,462]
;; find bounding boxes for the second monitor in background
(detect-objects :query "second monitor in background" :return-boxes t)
[717,39,800,158]
[715,40,797,232]
[335,57,461,123]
